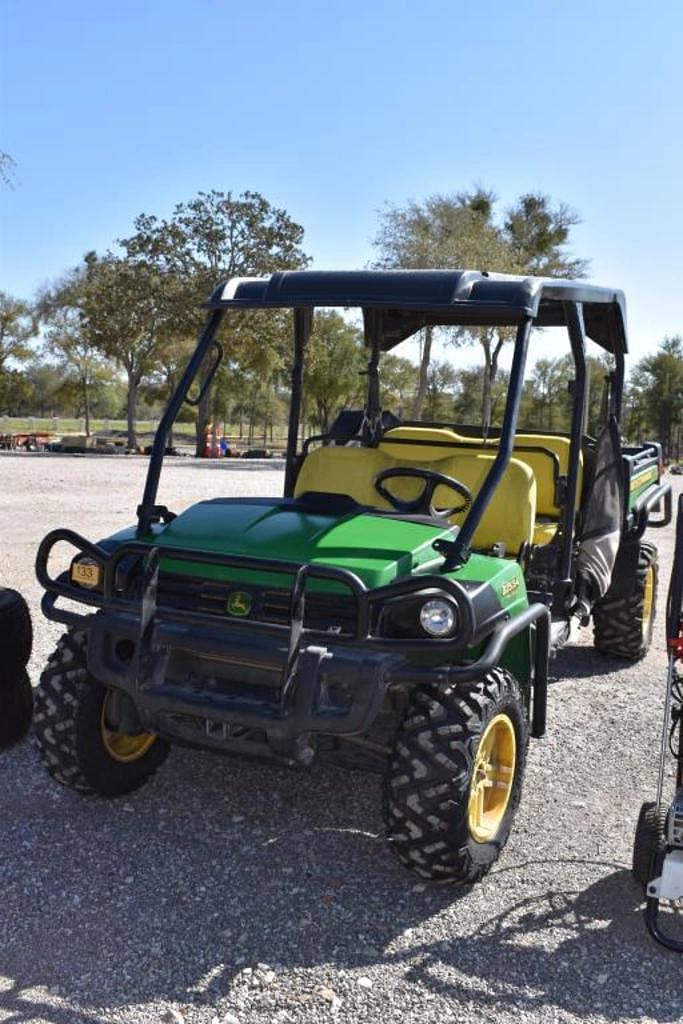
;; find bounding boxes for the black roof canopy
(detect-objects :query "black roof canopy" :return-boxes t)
[207,270,627,354]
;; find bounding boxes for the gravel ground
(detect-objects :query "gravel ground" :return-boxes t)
[1,452,682,1024]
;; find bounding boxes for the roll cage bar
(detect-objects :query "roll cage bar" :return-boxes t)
[137,270,628,576]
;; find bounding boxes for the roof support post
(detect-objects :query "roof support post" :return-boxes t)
[556,301,587,602]
[441,317,532,569]
[137,309,225,537]
[362,309,383,441]
[613,346,625,423]
[284,307,313,497]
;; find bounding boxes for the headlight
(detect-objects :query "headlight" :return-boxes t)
[378,591,461,639]
[419,598,457,637]
[70,556,102,590]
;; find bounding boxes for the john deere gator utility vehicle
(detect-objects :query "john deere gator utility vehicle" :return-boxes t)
[34,270,671,884]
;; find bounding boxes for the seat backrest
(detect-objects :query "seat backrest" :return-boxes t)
[379,425,464,461]
[381,426,579,519]
[294,444,536,554]
[295,447,389,508]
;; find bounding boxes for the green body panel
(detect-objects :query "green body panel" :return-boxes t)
[98,500,531,676]
[443,554,528,617]
[154,500,454,590]
[103,499,528,606]
[628,466,659,507]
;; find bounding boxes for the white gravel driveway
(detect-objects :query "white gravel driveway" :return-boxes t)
[1,452,681,1024]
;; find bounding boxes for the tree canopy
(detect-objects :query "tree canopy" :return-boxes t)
[119,190,310,451]
[373,189,587,428]
[2,181,682,465]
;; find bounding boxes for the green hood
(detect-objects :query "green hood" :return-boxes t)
[153,498,453,589]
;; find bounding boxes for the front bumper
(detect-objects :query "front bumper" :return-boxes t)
[36,530,550,758]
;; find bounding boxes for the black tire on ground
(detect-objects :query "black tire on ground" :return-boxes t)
[632,800,667,887]
[0,668,33,750]
[33,630,169,796]
[383,667,528,885]
[593,541,658,661]
[0,587,33,673]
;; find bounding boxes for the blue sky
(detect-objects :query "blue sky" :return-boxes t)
[1,0,682,364]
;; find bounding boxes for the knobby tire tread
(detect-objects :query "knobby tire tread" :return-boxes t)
[383,667,527,885]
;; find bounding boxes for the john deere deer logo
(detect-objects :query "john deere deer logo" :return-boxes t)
[227,590,253,617]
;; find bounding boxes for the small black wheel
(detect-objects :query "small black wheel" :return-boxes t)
[632,800,667,887]
[0,588,33,673]
[593,541,658,661]
[383,668,528,884]
[0,668,33,750]
[34,630,169,796]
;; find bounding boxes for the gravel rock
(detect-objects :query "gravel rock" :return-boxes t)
[0,453,680,1024]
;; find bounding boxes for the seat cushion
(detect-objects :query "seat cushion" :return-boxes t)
[533,520,559,547]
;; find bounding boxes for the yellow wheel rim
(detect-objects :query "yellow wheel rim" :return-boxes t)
[642,564,655,640]
[468,714,517,844]
[101,691,156,764]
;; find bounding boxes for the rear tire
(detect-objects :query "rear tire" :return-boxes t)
[0,668,33,750]
[0,588,32,673]
[632,800,666,887]
[34,630,169,796]
[383,668,528,884]
[593,541,658,661]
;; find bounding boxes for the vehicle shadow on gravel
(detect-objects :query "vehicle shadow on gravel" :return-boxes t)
[551,643,628,680]
[0,745,440,1020]
[1,746,678,1023]
[403,866,682,1021]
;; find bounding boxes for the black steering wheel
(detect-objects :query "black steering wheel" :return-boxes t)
[374,467,472,518]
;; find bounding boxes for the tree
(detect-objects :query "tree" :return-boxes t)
[379,353,418,415]
[0,293,34,371]
[69,252,169,448]
[452,366,510,426]
[0,293,34,410]
[119,190,309,453]
[373,189,508,419]
[423,360,459,421]
[373,189,587,428]
[631,337,683,458]
[21,361,60,417]
[143,331,197,447]
[37,268,117,437]
[521,355,573,431]
[0,370,30,414]
[504,194,586,278]
[303,312,364,433]
[0,152,17,189]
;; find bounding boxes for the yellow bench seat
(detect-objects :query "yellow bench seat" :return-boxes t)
[294,445,537,555]
[380,426,583,547]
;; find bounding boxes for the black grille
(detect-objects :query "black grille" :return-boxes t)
[156,571,357,636]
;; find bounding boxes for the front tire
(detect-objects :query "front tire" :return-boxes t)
[34,631,169,796]
[383,668,528,884]
[593,541,658,661]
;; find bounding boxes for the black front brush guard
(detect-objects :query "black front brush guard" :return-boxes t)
[36,529,551,747]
